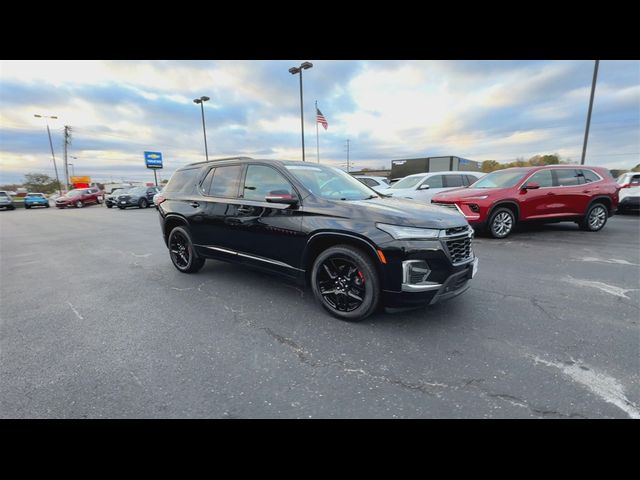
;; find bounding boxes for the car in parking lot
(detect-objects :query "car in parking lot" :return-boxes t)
[431,165,619,238]
[0,191,15,210]
[24,193,50,209]
[105,188,130,208]
[157,158,478,321]
[55,187,104,208]
[385,171,484,203]
[153,186,164,209]
[616,171,640,213]
[353,175,391,193]
[116,186,161,209]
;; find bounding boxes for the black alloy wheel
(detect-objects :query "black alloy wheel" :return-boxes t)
[311,245,380,321]
[139,198,148,209]
[168,226,205,273]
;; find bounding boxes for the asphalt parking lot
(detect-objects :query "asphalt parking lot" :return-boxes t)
[1,204,638,418]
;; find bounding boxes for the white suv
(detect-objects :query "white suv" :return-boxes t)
[353,175,391,193]
[384,171,484,203]
[617,172,640,213]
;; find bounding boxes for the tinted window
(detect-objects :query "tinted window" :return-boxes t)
[465,175,479,186]
[208,165,243,198]
[527,169,554,187]
[631,174,640,185]
[474,170,528,188]
[201,168,215,193]
[423,175,444,188]
[443,175,464,188]
[555,169,581,186]
[285,164,376,201]
[0,192,8,197]
[360,178,379,187]
[579,169,600,183]
[165,168,199,194]
[243,165,294,201]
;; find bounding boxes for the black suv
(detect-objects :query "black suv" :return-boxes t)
[157,158,478,321]
[116,186,160,209]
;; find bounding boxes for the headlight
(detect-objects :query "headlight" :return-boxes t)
[463,195,489,200]
[376,223,440,240]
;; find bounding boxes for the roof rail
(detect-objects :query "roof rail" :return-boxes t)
[186,156,254,167]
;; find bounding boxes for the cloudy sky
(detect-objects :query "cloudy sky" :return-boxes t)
[0,60,638,185]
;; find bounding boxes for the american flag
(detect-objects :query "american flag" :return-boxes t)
[316,107,328,130]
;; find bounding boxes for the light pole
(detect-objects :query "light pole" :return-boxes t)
[581,60,600,165]
[289,61,313,161]
[34,114,62,195]
[193,96,210,161]
[69,157,77,177]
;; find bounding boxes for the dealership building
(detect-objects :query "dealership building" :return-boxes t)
[390,156,482,180]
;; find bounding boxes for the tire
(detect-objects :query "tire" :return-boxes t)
[311,245,380,321]
[106,204,113,209]
[46,203,50,208]
[25,205,31,209]
[139,198,148,209]
[488,207,516,239]
[580,203,608,232]
[75,200,84,208]
[168,226,205,273]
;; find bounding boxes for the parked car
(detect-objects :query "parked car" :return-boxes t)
[55,187,104,208]
[384,171,484,203]
[353,175,391,193]
[153,186,164,209]
[24,193,50,209]
[157,158,478,321]
[0,191,15,210]
[616,172,640,213]
[431,166,619,238]
[105,188,130,208]
[116,186,160,209]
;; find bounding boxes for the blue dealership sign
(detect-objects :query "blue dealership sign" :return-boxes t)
[144,151,163,169]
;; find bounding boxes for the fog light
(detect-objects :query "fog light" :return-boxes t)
[468,204,480,213]
[403,260,432,285]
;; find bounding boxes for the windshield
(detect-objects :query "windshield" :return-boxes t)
[27,194,44,198]
[389,175,425,189]
[0,192,9,197]
[129,187,146,195]
[472,170,527,189]
[65,189,84,197]
[285,164,378,201]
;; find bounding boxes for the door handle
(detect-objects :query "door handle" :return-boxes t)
[582,190,590,193]
[190,201,200,208]
[546,192,556,196]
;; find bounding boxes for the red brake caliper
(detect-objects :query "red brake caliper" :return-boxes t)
[355,270,365,286]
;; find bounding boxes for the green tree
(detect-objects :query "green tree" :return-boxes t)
[22,173,61,194]
[632,164,640,172]
[482,160,501,173]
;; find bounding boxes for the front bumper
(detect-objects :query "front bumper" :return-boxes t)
[383,257,477,307]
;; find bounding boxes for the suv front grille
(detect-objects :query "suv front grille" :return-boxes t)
[445,226,468,236]
[445,236,472,264]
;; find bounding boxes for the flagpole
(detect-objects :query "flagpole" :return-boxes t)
[315,100,320,163]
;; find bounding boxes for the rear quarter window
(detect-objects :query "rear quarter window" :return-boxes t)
[164,168,200,194]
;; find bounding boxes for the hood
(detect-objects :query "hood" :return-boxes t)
[432,187,510,202]
[340,197,468,229]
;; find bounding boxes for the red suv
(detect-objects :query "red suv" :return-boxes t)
[55,187,104,208]
[431,166,619,238]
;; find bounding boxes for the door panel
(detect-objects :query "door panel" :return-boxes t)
[519,169,557,219]
[552,169,587,215]
[230,164,305,274]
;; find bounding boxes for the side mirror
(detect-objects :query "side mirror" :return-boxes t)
[418,184,430,190]
[523,182,540,190]
[265,192,298,205]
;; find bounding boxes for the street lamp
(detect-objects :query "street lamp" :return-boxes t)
[34,114,62,195]
[289,61,313,161]
[193,96,210,162]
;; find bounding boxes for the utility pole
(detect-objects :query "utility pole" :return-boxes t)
[581,60,600,165]
[63,126,71,190]
[346,139,350,173]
